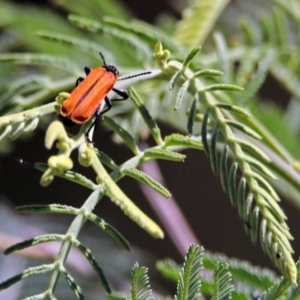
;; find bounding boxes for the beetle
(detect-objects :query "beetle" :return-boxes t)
[60,52,129,141]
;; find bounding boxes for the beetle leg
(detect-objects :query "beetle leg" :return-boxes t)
[75,68,91,87]
[111,88,129,101]
[85,97,112,143]
[84,67,92,75]
[75,77,84,87]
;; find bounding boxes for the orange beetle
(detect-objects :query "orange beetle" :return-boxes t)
[60,52,128,141]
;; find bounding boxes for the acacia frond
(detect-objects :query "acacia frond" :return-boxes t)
[53,0,131,20]
[259,260,300,300]
[174,0,230,47]
[212,262,233,300]
[68,15,152,63]
[239,5,300,101]
[201,99,296,284]
[155,42,297,284]
[174,244,203,300]
[0,53,81,74]
[103,16,179,53]
[203,251,277,291]
[131,263,152,300]
[37,30,108,58]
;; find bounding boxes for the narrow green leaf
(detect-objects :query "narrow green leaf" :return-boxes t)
[255,185,285,220]
[274,7,291,47]
[187,97,198,135]
[214,31,231,81]
[0,125,12,141]
[122,168,171,198]
[102,116,140,155]
[35,162,97,190]
[237,177,246,219]
[194,69,224,78]
[0,264,53,290]
[250,206,260,243]
[182,47,201,69]
[260,14,277,44]
[244,155,277,180]
[23,118,39,133]
[176,80,190,111]
[201,108,210,155]
[200,83,244,92]
[244,193,254,235]
[251,172,280,201]
[74,240,111,294]
[164,133,203,150]
[215,103,251,118]
[156,259,181,282]
[104,223,131,251]
[128,87,162,145]
[235,138,271,163]
[144,148,185,162]
[9,122,25,140]
[60,268,84,300]
[16,204,79,215]
[228,162,238,206]
[95,149,118,170]
[241,54,272,104]
[239,18,260,45]
[170,70,183,91]
[86,213,130,251]
[4,234,65,255]
[220,145,229,192]
[209,125,220,175]
[225,120,262,140]
[260,219,268,254]
[264,233,276,268]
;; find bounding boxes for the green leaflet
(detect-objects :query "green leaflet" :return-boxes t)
[224,120,262,140]
[73,240,111,294]
[102,116,140,155]
[143,148,185,162]
[122,168,171,198]
[215,104,251,118]
[164,133,203,150]
[128,87,162,145]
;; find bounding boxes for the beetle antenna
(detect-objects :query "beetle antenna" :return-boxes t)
[99,52,107,66]
[118,71,152,81]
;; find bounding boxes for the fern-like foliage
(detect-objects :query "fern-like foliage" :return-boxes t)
[212,262,233,300]
[0,0,299,298]
[174,244,203,300]
[173,0,230,47]
[131,263,152,300]
[156,249,300,299]
[154,43,296,283]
